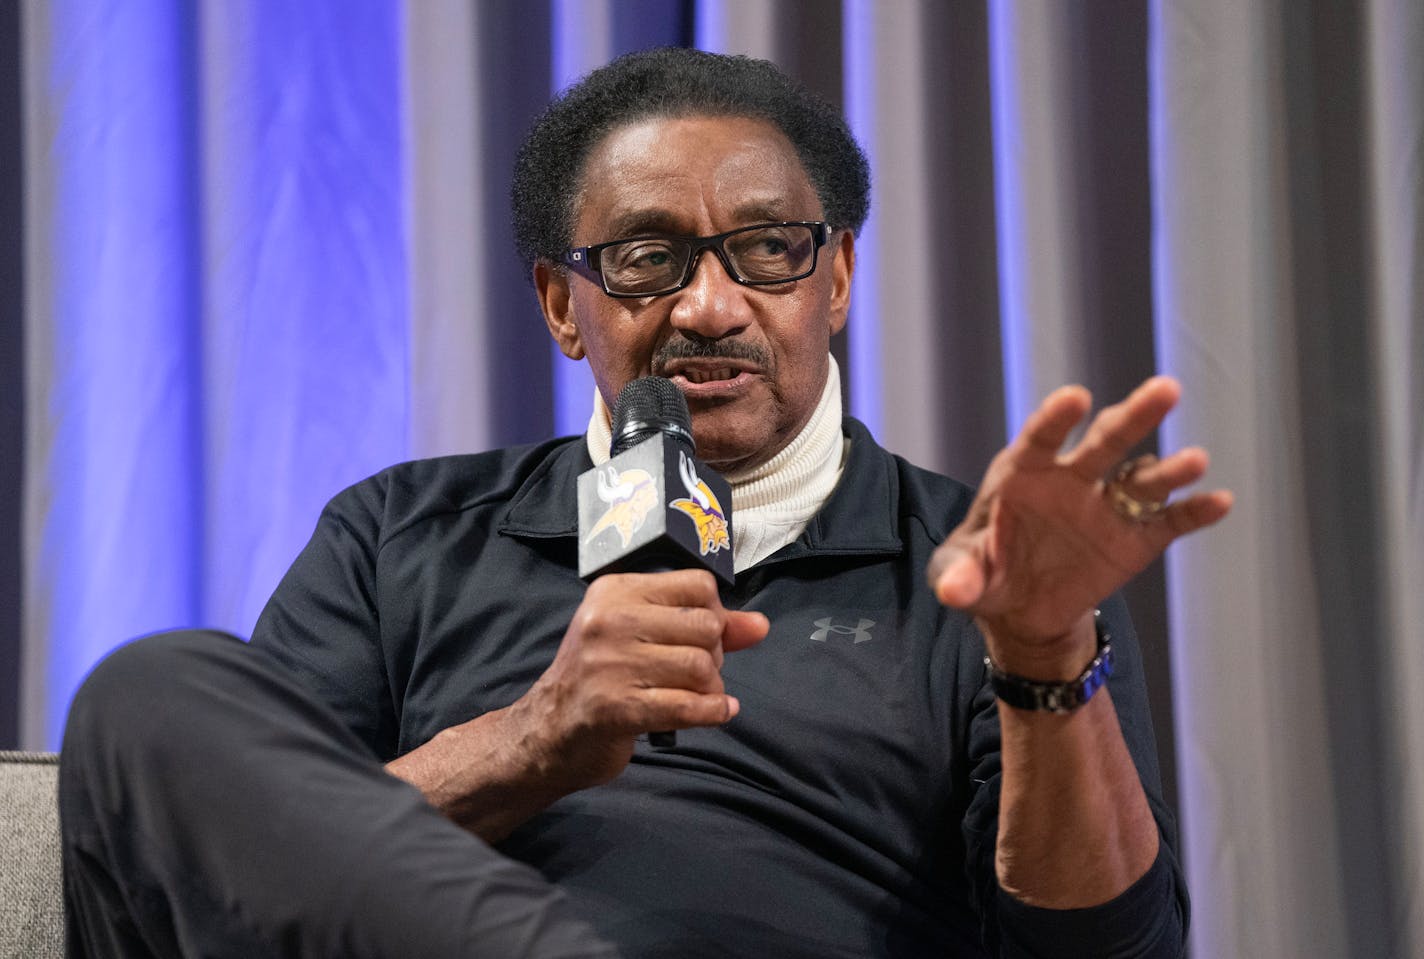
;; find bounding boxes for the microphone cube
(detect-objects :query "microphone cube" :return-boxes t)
[577,435,734,585]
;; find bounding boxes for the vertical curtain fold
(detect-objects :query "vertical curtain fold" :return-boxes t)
[196,1,411,637]
[1147,0,1417,954]
[0,0,24,749]
[402,0,490,459]
[841,0,1008,481]
[1365,0,1424,951]
[408,0,558,453]
[695,0,777,57]
[842,0,937,466]
[1152,2,1324,953]
[548,0,611,437]
[988,1,1083,432]
[987,2,1158,427]
[839,0,883,442]
[21,0,204,747]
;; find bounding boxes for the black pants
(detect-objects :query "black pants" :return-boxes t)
[59,629,619,959]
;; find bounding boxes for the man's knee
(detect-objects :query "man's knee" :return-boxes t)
[63,629,245,768]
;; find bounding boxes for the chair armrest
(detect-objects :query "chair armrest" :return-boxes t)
[0,751,64,958]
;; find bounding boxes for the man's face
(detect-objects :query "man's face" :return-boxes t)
[536,114,854,475]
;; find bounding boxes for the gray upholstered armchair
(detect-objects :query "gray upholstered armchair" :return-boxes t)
[0,751,64,958]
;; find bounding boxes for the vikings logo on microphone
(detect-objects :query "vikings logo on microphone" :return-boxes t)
[671,451,730,556]
[585,466,658,548]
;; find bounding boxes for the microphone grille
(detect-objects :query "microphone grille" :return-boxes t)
[610,377,694,456]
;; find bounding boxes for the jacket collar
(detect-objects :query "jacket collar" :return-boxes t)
[498,417,903,562]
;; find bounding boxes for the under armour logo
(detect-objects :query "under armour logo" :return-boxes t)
[810,617,876,644]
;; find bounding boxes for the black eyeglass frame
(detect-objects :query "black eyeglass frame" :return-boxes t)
[562,221,831,298]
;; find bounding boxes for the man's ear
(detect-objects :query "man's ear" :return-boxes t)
[534,260,585,360]
[827,229,855,337]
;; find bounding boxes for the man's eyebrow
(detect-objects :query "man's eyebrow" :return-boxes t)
[598,201,803,242]
[602,210,685,240]
[730,201,796,223]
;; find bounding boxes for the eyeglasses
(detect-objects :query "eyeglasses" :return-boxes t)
[563,221,830,298]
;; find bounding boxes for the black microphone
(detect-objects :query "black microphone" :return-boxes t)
[577,377,735,748]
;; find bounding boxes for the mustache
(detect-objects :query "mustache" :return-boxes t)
[653,336,770,371]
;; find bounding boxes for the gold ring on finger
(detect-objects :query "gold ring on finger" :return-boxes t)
[1107,457,1166,522]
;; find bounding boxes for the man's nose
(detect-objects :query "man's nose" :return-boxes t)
[667,250,752,339]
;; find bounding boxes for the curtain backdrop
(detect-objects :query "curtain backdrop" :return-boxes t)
[13,1,1422,956]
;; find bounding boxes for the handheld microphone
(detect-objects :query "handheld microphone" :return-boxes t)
[577,377,734,747]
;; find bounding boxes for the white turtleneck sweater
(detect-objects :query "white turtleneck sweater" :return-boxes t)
[585,356,850,572]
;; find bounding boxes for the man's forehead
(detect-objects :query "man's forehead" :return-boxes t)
[572,115,820,239]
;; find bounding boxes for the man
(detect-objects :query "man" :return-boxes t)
[61,48,1231,957]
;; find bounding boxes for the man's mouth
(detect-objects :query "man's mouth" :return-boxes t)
[679,367,738,384]
[660,356,759,381]
[661,361,758,396]
[655,338,769,390]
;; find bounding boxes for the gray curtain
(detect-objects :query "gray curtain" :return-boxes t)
[15,1,1423,955]
[1153,0,1424,954]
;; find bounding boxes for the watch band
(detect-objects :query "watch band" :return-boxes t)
[984,614,1114,714]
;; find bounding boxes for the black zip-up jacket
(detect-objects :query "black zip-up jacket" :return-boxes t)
[251,416,1187,958]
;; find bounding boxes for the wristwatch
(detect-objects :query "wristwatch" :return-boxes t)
[984,613,1113,714]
